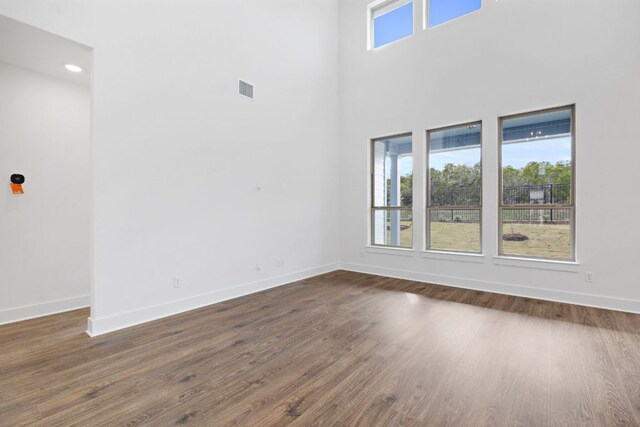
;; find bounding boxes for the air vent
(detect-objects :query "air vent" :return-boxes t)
[238,80,254,99]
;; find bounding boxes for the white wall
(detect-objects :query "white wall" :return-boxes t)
[0,62,90,323]
[0,0,341,334]
[338,0,640,312]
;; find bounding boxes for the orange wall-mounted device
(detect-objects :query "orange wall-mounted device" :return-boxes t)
[10,174,25,195]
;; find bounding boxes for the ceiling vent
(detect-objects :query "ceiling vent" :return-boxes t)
[238,80,254,99]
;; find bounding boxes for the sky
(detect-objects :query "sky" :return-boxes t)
[429,0,481,27]
[428,136,572,171]
[374,2,413,48]
[374,0,482,48]
[503,137,571,169]
[430,147,480,171]
[400,157,412,176]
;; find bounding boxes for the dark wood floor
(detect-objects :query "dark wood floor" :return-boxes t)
[1,270,640,426]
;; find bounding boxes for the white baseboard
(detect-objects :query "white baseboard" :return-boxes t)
[56,260,639,336]
[0,295,90,326]
[86,263,340,337]
[340,262,640,314]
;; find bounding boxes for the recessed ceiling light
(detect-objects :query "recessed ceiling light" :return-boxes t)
[64,64,83,73]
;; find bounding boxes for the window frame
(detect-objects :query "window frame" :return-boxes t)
[425,120,483,254]
[367,0,414,50]
[369,132,414,249]
[498,104,576,262]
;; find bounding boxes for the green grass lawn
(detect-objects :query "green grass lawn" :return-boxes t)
[502,222,570,259]
[426,221,570,259]
[400,221,413,248]
[429,222,480,252]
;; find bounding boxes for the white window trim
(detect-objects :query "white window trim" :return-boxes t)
[369,132,414,249]
[498,104,576,263]
[421,250,485,263]
[493,256,580,272]
[366,246,416,257]
[367,0,413,50]
[425,121,483,255]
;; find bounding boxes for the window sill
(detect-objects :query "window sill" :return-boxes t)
[366,246,416,257]
[493,256,580,272]
[421,250,485,264]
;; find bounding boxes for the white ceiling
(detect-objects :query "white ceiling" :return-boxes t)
[0,15,92,86]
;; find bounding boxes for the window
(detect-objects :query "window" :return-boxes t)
[428,0,481,28]
[371,134,413,248]
[369,0,413,49]
[499,106,575,261]
[427,122,482,253]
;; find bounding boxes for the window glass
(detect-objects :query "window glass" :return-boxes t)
[428,209,481,252]
[502,109,572,205]
[372,209,414,248]
[429,0,481,27]
[500,107,574,260]
[373,2,413,48]
[372,134,413,248]
[501,209,571,260]
[427,123,481,253]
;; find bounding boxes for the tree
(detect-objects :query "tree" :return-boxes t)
[430,162,481,206]
[401,173,413,206]
[384,173,414,207]
[503,161,571,187]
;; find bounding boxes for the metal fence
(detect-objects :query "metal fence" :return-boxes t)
[397,184,571,224]
[429,209,480,223]
[430,185,481,207]
[502,183,570,205]
[428,182,571,224]
[430,183,570,206]
[427,207,570,224]
[400,210,413,221]
[502,208,571,224]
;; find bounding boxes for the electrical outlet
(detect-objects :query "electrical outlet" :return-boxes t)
[277,258,285,267]
[256,263,263,271]
[359,250,365,258]
[585,272,594,283]
[173,277,182,288]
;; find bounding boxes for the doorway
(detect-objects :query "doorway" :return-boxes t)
[0,15,93,325]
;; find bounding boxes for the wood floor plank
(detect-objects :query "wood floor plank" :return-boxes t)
[550,303,637,426]
[591,309,640,423]
[449,296,551,427]
[1,270,639,426]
